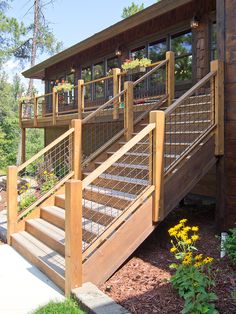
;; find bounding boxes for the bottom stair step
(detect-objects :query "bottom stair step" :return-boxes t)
[11,231,65,291]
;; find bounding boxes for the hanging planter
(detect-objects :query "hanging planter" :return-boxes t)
[54,82,74,93]
[121,58,151,75]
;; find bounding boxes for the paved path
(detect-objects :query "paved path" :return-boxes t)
[0,244,64,314]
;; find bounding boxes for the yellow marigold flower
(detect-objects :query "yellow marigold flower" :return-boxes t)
[186,239,192,245]
[43,170,48,175]
[195,254,203,261]
[182,259,191,265]
[174,224,182,231]
[192,226,199,232]
[170,247,177,253]
[203,257,214,264]
[191,235,199,241]
[184,227,191,232]
[194,262,202,268]
[180,219,187,224]
[185,252,192,258]
[168,228,177,236]
[50,173,54,176]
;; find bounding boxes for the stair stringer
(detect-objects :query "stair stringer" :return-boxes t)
[163,134,217,217]
[82,197,155,285]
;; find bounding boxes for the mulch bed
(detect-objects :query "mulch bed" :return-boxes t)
[100,201,236,314]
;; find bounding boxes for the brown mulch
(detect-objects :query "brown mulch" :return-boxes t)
[100,201,236,314]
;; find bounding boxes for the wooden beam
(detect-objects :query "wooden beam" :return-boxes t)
[7,166,18,244]
[210,60,224,156]
[124,81,134,141]
[65,180,82,296]
[166,51,175,106]
[71,119,82,180]
[77,80,84,119]
[19,101,23,128]
[34,96,38,127]
[21,128,26,164]
[112,68,121,120]
[150,110,165,222]
[52,87,57,126]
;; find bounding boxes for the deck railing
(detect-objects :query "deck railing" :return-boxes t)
[19,52,174,126]
[7,120,82,243]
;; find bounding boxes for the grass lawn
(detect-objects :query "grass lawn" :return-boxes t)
[0,169,6,176]
[32,299,86,314]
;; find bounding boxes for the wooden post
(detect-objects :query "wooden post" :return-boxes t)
[211,60,224,156]
[112,68,121,120]
[33,96,38,127]
[124,81,134,141]
[7,166,18,244]
[77,79,84,119]
[65,179,83,296]
[19,101,23,128]
[150,110,165,222]
[166,51,175,106]
[21,128,26,163]
[71,119,82,180]
[52,87,57,125]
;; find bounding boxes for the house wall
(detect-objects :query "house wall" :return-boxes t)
[216,0,236,229]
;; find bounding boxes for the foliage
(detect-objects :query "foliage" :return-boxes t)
[121,2,145,19]
[19,183,37,212]
[54,82,74,92]
[41,170,57,193]
[121,58,151,71]
[32,298,86,314]
[224,224,236,265]
[169,219,218,314]
[26,128,44,160]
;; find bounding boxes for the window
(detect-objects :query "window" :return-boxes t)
[148,39,167,62]
[171,31,192,81]
[130,46,146,59]
[107,57,120,73]
[94,62,105,99]
[211,22,217,60]
[82,67,92,100]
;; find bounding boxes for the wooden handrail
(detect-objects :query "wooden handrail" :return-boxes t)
[18,127,74,172]
[133,59,168,87]
[83,74,113,86]
[82,123,155,190]
[165,71,216,116]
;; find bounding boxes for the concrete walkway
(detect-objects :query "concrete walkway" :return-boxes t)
[0,244,64,314]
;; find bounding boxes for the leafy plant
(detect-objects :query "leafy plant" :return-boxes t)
[41,170,57,193]
[224,224,236,265]
[19,183,37,212]
[169,219,218,314]
[54,82,74,92]
[121,58,151,71]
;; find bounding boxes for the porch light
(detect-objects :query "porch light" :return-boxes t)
[191,16,199,29]
[115,48,122,56]
[70,66,76,73]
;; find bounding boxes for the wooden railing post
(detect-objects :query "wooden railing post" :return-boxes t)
[77,79,84,119]
[71,119,82,180]
[211,60,224,156]
[34,96,38,127]
[52,87,58,125]
[65,179,83,296]
[166,51,175,106]
[112,68,121,120]
[21,128,26,164]
[7,166,18,244]
[150,110,165,222]
[124,81,134,141]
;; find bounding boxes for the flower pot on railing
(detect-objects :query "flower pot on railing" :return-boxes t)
[121,58,151,75]
[127,66,146,75]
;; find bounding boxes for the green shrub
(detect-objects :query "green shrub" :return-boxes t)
[224,224,236,265]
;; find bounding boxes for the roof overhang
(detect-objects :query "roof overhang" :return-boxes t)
[22,0,193,79]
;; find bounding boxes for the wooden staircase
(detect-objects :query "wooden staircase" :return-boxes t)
[7,60,224,295]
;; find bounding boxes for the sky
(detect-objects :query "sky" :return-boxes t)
[5,0,155,91]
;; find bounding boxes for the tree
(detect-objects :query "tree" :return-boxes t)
[121,2,145,19]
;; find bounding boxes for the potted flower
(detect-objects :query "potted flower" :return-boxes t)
[121,58,152,74]
[54,80,74,92]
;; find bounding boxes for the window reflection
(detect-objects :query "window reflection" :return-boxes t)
[131,46,146,59]
[82,67,92,100]
[148,40,167,62]
[94,62,105,99]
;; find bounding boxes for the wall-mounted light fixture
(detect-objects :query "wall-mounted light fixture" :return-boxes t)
[191,16,199,29]
[115,47,122,56]
[70,66,76,73]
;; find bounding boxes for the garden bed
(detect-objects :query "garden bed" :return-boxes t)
[100,202,236,314]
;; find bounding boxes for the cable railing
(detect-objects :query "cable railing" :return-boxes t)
[164,71,217,174]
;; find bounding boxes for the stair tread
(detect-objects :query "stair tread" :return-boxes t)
[56,194,122,218]
[41,205,65,219]
[86,185,136,201]
[107,151,149,157]
[95,161,149,170]
[166,120,211,124]
[12,231,65,277]
[85,172,149,186]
